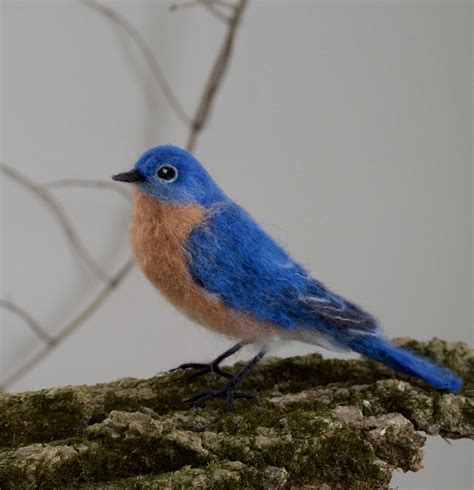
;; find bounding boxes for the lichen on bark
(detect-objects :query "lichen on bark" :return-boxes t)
[0,338,472,488]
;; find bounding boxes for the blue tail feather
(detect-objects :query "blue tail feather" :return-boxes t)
[350,336,463,393]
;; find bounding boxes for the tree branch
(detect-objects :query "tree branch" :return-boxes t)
[170,1,231,23]
[0,163,110,283]
[0,300,53,345]
[82,0,192,128]
[0,338,471,488]
[0,258,134,391]
[198,1,232,23]
[171,0,237,11]
[186,0,247,151]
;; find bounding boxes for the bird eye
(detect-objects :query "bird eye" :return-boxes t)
[156,165,178,183]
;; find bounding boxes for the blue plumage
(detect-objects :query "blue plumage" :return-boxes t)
[349,336,463,392]
[116,145,463,395]
[186,201,376,341]
[186,198,462,393]
[133,146,225,206]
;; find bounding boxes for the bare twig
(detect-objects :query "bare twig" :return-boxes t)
[1,0,248,391]
[83,0,192,128]
[0,299,53,345]
[44,178,131,201]
[0,259,134,391]
[186,0,247,151]
[213,0,238,10]
[0,164,111,283]
[199,1,231,24]
[171,0,236,12]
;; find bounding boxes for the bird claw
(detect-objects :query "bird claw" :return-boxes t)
[172,361,233,383]
[173,343,265,412]
[186,389,258,413]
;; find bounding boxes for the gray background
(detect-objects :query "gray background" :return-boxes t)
[2,1,472,487]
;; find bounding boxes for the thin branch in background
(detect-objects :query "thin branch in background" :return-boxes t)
[174,1,233,23]
[0,300,53,345]
[186,0,247,151]
[82,0,192,129]
[44,178,131,201]
[0,163,111,284]
[198,0,232,24]
[209,0,238,9]
[0,0,248,391]
[170,0,236,12]
[0,259,134,391]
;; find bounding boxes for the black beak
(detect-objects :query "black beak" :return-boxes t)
[112,169,145,183]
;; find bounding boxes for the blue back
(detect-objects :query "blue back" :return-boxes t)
[186,200,377,345]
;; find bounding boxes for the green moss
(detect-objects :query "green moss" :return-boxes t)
[90,461,288,489]
[217,407,286,436]
[0,452,33,490]
[67,438,206,485]
[368,424,425,472]
[0,389,90,448]
[0,431,210,488]
[285,409,336,435]
[245,354,389,395]
[203,411,387,487]
[245,426,388,487]
[294,428,387,487]
[461,400,474,428]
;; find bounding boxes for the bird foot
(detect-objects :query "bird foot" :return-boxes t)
[172,361,233,382]
[172,344,266,412]
[183,347,267,412]
[171,341,248,382]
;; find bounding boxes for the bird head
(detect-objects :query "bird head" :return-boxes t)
[113,145,223,206]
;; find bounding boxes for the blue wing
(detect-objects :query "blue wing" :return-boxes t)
[185,201,377,345]
[185,201,463,393]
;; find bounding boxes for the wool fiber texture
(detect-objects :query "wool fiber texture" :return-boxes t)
[130,191,279,340]
[125,145,463,393]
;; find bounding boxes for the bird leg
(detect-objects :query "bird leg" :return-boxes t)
[184,347,267,413]
[172,340,249,382]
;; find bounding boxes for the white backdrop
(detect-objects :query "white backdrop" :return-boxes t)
[2,1,472,488]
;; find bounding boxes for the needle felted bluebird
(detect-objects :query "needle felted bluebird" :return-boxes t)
[113,145,462,411]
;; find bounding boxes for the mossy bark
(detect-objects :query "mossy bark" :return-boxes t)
[0,338,473,489]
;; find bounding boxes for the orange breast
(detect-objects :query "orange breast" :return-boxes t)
[129,190,277,340]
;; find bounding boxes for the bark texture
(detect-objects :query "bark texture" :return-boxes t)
[0,338,473,489]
